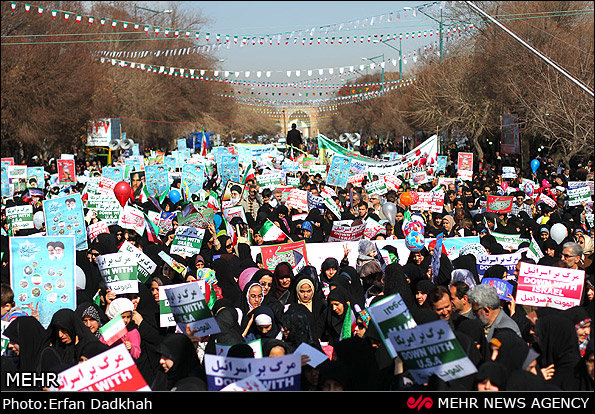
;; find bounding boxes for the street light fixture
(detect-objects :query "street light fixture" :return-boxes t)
[373,39,403,80]
[362,54,384,90]
[134,5,173,20]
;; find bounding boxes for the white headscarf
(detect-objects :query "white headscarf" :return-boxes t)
[106,298,135,320]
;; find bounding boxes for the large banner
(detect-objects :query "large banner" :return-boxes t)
[9,235,76,328]
[204,353,301,391]
[56,343,150,391]
[501,114,521,155]
[516,262,585,310]
[328,220,366,242]
[318,134,438,176]
[410,191,445,213]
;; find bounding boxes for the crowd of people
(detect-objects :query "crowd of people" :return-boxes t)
[0,139,593,392]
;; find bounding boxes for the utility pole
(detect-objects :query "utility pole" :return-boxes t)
[374,38,403,80]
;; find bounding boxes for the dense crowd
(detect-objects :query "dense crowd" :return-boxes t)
[0,142,593,392]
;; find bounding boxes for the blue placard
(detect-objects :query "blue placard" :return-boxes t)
[144,165,170,198]
[220,155,240,187]
[102,166,124,182]
[26,167,45,189]
[326,155,351,188]
[182,164,206,197]
[42,193,88,251]
[9,235,77,328]
[481,278,514,301]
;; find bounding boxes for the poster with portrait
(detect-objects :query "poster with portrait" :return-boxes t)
[1,161,11,197]
[220,154,240,188]
[57,159,76,185]
[9,235,77,328]
[326,155,352,188]
[221,181,244,209]
[26,167,45,189]
[181,163,206,198]
[457,153,473,181]
[144,164,170,198]
[102,166,125,182]
[42,193,88,251]
[129,170,146,202]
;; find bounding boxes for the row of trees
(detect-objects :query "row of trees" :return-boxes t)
[1,1,280,161]
[319,1,594,167]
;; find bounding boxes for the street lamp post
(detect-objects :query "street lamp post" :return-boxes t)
[362,53,384,90]
[373,38,403,80]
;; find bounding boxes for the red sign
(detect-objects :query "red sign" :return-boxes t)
[486,195,513,213]
[260,240,308,273]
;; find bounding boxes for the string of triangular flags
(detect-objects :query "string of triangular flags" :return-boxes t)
[9,0,454,46]
[93,23,474,58]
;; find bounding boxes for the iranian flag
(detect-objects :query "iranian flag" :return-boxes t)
[340,302,357,341]
[200,129,209,156]
[242,164,256,184]
[259,219,289,242]
[144,212,162,244]
[99,314,128,346]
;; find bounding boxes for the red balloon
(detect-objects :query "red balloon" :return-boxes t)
[400,192,414,207]
[114,181,132,207]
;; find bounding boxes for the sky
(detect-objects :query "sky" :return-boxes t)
[177,1,449,83]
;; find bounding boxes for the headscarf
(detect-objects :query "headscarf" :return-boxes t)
[451,269,477,289]
[45,308,101,369]
[484,264,508,280]
[333,336,381,390]
[491,328,532,376]
[320,257,339,285]
[75,302,107,338]
[272,262,293,302]
[295,277,315,312]
[324,286,352,345]
[154,333,204,391]
[106,298,135,320]
[383,262,417,311]
[238,267,259,292]
[248,306,281,340]
[3,316,48,371]
[561,306,592,357]
[535,313,587,390]
[280,303,322,351]
[243,282,264,314]
[475,361,508,390]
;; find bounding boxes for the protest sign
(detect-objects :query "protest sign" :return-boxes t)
[383,175,402,191]
[457,153,473,181]
[538,193,557,208]
[363,217,386,239]
[1,162,11,197]
[260,240,308,274]
[220,154,240,187]
[367,293,417,358]
[221,181,244,209]
[9,235,76,328]
[57,343,150,391]
[476,251,523,278]
[90,196,121,225]
[181,163,206,198]
[436,156,447,174]
[118,205,146,236]
[97,252,139,295]
[87,220,110,242]
[216,338,263,358]
[6,205,34,233]
[56,159,75,184]
[323,194,342,220]
[307,191,325,214]
[567,186,592,206]
[285,188,309,211]
[204,353,301,391]
[102,166,125,182]
[119,241,157,284]
[144,165,170,197]
[158,285,176,328]
[223,206,248,226]
[481,278,514,301]
[516,262,585,310]
[162,282,220,337]
[170,225,206,257]
[257,172,284,190]
[158,251,187,274]
[411,191,445,213]
[502,166,517,179]
[328,220,366,242]
[365,180,388,196]
[26,166,45,189]
[43,193,88,250]
[326,155,352,188]
[388,319,478,384]
[486,195,513,213]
